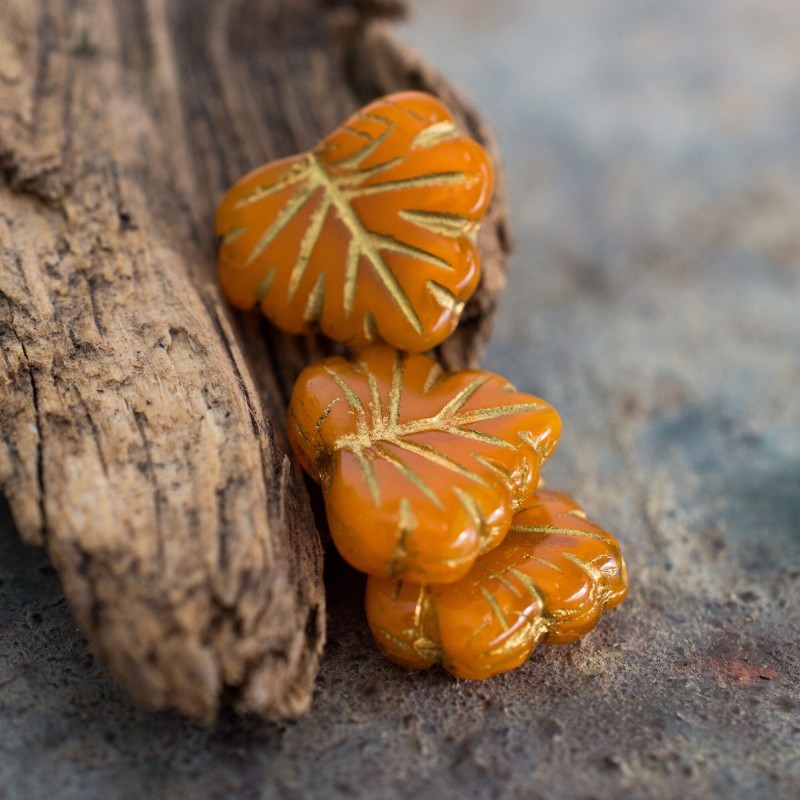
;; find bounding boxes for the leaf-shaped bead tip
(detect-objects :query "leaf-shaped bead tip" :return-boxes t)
[287,346,561,585]
[365,489,628,680]
[215,91,493,352]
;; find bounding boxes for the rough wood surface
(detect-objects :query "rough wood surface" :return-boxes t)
[3,1,797,799]
[0,0,509,721]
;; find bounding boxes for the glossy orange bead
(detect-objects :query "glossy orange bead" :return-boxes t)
[287,346,561,584]
[215,92,493,352]
[366,489,628,680]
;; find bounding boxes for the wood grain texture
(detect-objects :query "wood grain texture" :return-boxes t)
[0,0,509,721]
[1,1,799,797]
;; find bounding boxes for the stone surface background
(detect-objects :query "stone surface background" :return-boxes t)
[1,1,798,798]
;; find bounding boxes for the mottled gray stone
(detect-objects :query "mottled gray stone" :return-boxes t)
[1,0,799,798]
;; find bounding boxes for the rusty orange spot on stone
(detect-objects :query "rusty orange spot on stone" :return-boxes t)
[691,657,778,685]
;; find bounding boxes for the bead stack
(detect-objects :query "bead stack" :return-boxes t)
[216,91,627,679]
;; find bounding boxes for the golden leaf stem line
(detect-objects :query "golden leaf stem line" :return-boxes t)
[303,272,327,323]
[388,352,405,428]
[427,281,465,313]
[375,626,415,653]
[422,363,445,394]
[342,237,361,315]
[518,429,553,461]
[343,125,373,142]
[525,555,566,575]
[222,226,246,245]
[486,616,547,657]
[479,585,510,631]
[315,397,343,435]
[399,209,473,238]
[330,400,549,453]
[562,552,607,583]
[411,583,428,632]
[419,404,545,438]
[389,497,419,575]
[287,196,332,300]
[331,155,405,184]
[372,444,445,510]
[361,112,394,126]
[367,372,384,426]
[471,454,514,482]
[465,619,492,647]
[346,171,475,198]
[255,267,277,302]
[382,97,425,121]
[351,449,381,505]
[330,123,395,170]
[232,158,312,208]
[452,402,551,424]
[437,375,492,417]
[371,234,454,272]
[452,486,488,543]
[398,497,418,534]
[307,156,423,333]
[290,412,317,452]
[508,568,547,610]
[477,562,524,600]
[509,524,614,545]
[362,310,378,342]
[389,438,490,488]
[323,369,369,435]
[456,428,517,458]
[245,181,316,267]
[411,121,458,150]
[512,501,546,515]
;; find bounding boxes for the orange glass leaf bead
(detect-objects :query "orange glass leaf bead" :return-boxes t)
[287,346,561,584]
[365,489,628,680]
[216,91,494,352]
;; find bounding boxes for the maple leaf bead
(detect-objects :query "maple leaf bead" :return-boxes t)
[216,91,493,352]
[366,489,628,680]
[287,346,561,585]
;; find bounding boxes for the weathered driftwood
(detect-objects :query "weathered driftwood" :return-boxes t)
[0,0,510,721]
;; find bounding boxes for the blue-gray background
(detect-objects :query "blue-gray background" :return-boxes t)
[2,1,798,798]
